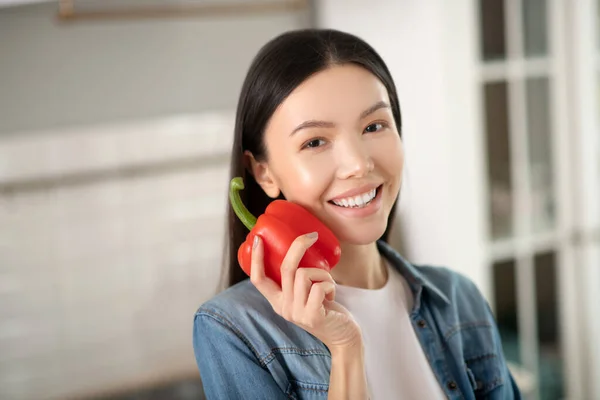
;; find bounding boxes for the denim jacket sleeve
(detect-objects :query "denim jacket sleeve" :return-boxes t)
[463,272,521,399]
[192,310,288,399]
[485,301,522,399]
[424,264,523,399]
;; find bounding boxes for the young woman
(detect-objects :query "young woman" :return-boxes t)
[193,29,521,400]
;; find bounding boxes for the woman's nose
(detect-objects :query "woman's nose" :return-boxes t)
[336,137,374,179]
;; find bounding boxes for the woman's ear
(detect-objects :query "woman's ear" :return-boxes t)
[244,151,281,199]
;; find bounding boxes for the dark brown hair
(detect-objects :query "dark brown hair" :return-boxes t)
[221,29,402,290]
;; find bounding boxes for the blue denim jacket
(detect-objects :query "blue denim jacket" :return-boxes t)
[193,241,521,399]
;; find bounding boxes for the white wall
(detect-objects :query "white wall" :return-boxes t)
[570,0,600,395]
[0,113,234,399]
[0,2,310,135]
[315,0,490,297]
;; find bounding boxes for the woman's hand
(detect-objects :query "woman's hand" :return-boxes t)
[250,232,362,352]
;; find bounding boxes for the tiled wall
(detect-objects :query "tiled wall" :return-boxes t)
[0,112,235,400]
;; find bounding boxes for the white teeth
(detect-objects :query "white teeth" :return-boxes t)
[361,193,371,204]
[332,188,377,208]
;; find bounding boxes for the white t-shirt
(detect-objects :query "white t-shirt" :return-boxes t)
[334,261,448,400]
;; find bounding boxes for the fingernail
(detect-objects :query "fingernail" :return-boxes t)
[305,232,318,240]
[253,236,260,249]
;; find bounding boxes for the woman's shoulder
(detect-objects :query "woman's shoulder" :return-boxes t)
[193,281,333,396]
[194,279,325,356]
[416,264,482,296]
[378,241,486,305]
[412,263,496,327]
[195,279,273,324]
[418,264,486,299]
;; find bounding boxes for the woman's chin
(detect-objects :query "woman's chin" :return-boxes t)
[334,226,388,247]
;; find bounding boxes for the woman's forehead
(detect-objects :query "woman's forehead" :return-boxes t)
[271,65,390,127]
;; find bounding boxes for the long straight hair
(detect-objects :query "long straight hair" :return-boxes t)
[221,29,402,290]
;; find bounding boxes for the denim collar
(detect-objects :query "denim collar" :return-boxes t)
[377,240,451,306]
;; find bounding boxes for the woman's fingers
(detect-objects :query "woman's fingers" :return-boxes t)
[250,232,336,327]
[304,281,336,326]
[293,267,336,316]
[249,233,359,350]
[280,232,318,319]
[249,235,281,309]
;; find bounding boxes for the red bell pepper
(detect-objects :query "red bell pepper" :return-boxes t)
[229,177,341,286]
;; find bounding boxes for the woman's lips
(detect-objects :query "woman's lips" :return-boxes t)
[327,184,384,218]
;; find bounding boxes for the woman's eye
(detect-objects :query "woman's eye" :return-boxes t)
[364,122,385,133]
[303,138,326,149]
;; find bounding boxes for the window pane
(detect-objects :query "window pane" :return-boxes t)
[523,0,548,57]
[484,82,514,239]
[493,259,520,364]
[526,78,556,233]
[480,0,507,60]
[534,251,564,399]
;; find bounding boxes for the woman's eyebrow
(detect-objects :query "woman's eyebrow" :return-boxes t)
[360,100,390,119]
[290,120,335,136]
[290,100,390,136]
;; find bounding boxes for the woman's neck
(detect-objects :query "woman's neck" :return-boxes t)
[330,242,388,290]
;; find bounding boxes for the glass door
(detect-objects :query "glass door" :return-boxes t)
[477,0,573,398]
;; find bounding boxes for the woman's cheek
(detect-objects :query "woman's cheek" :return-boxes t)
[283,157,334,202]
[373,134,403,174]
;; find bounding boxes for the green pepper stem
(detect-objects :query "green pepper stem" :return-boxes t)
[229,177,257,231]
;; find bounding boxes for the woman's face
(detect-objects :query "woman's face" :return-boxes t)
[252,64,404,244]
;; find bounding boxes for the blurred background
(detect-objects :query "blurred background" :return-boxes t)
[0,0,599,399]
